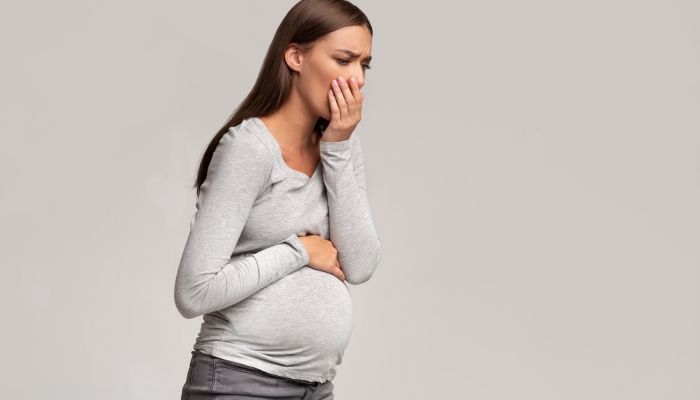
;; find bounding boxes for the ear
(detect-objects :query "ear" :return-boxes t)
[285,43,302,73]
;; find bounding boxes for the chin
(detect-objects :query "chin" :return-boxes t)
[315,102,332,122]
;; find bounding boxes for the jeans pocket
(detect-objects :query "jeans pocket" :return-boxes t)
[212,359,284,396]
[215,359,262,375]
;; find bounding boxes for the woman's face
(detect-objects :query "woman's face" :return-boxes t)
[289,25,372,121]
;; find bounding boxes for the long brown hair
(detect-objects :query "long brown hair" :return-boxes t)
[193,0,373,196]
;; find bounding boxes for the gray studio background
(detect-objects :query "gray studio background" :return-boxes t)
[1,1,698,399]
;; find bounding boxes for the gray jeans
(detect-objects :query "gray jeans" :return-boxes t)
[181,350,335,400]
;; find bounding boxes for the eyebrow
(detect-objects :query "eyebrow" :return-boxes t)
[334,48,372,62]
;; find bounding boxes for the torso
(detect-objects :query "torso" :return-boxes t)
[192,117,353,383]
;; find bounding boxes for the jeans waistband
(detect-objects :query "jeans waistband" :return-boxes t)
[191,350,322,388]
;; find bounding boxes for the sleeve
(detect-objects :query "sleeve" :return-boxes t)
[319,132,381,285]
[174,129,310,319]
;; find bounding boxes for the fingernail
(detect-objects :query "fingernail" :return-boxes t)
[349,77,356,85]
[332,80,338,87]
[338,76,345,84]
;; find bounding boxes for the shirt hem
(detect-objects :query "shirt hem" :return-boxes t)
[192,342,336,384]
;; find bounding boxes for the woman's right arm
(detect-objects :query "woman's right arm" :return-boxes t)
[174,129,309,319]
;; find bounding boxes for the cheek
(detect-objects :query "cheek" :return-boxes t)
[308,61,338,93]
[303,76,332,112]
[299,61,339,114]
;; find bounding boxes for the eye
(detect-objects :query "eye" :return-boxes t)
[337,58,372,71]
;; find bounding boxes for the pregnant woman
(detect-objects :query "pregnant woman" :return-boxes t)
[174,1,380,399]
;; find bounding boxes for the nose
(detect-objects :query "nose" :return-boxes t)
[354,74,365,88]
[346,74,365,89]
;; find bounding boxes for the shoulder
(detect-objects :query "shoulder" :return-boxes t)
[220,118,268,153]
[216,119,272,162]
[208,119,274,186]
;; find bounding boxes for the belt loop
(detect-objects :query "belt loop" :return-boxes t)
[301,382,321,400]
[301,385,311,400]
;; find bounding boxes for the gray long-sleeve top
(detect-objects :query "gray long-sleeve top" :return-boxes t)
[174,117,381,383]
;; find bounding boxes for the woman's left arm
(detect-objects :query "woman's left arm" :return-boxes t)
[320,132,381,285]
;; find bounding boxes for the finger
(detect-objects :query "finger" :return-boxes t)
[337,76,356,118]
[331,79,348,123]
[328,89,340,123]
[348,76,362,120]
[358,92,363,119]
[325,263,343,281]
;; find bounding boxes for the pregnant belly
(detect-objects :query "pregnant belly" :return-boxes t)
[219,266,354,359]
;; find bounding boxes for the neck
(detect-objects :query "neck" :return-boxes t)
[258,90,320,152]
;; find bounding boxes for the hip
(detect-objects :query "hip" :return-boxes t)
[181,350,334,400]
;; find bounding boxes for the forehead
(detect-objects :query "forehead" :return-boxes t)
[317,25,372,55]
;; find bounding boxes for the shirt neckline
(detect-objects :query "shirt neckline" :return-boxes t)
[250,117,322,182]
